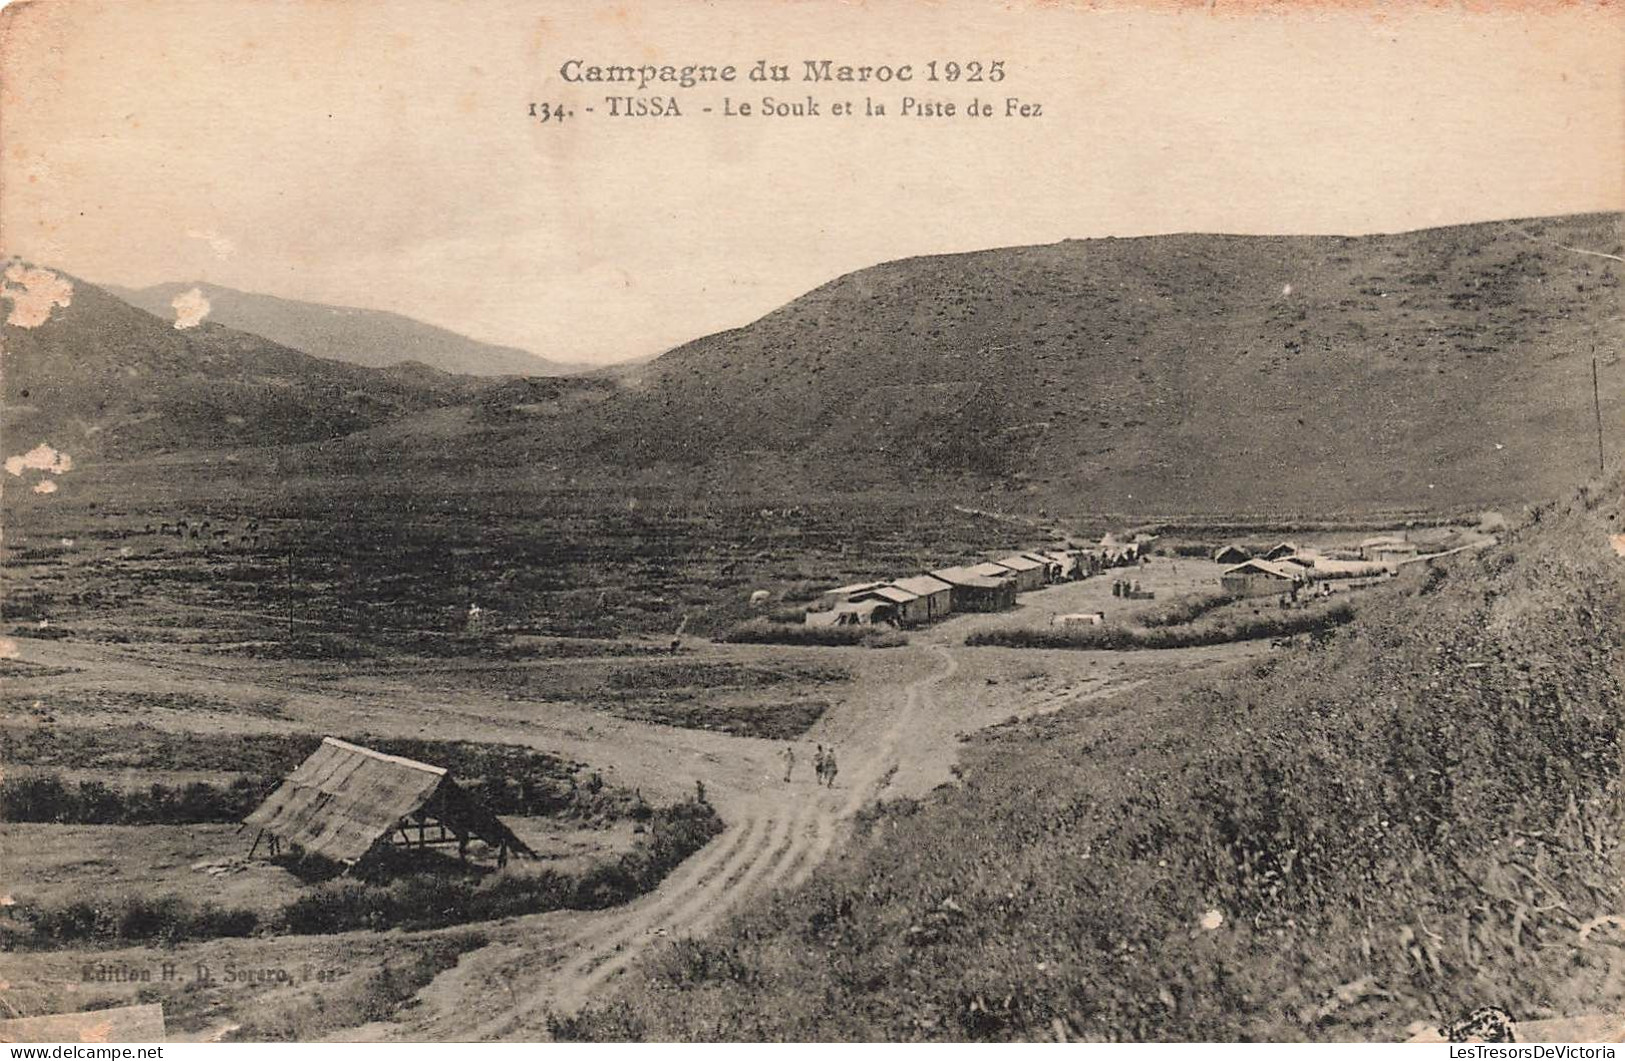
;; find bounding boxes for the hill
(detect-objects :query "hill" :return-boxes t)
[14,214,1621,520]
[563,476,1625,1041]
[404,212,1619,517]
[106,282,587,377]
[1,265,490,458]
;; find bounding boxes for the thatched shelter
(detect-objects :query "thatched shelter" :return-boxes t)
[244,737,534,868]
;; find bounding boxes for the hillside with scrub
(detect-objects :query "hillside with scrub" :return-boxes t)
[507,212,1623,516]
[560,476,1625,1041]
[9,216,1621,522]
[1,266,495,458]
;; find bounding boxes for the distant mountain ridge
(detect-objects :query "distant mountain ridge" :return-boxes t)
[349,212,1623,515]
[106,281,588,378]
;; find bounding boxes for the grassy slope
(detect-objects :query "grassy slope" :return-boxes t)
[563,478,1625,1041]
[464,212,1622,517]
[12,215,1622,521]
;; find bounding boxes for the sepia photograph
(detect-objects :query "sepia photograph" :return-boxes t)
[0,0,1621,1047]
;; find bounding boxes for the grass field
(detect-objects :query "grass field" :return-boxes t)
[0,824,311,916]
[4,463,1475,657]
[0,446,1578,1043]
[559,477,1625,1041]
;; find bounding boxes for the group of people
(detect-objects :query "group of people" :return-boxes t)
[782,743,838,787]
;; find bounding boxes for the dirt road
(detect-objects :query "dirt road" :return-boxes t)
[509,645,956,1032]
[357,642,964,1041]
[4,580,1257,1042]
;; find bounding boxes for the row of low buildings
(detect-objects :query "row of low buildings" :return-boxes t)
[806,530,1440,620]
[808,545,1123,627]
[1214,536,1422,566]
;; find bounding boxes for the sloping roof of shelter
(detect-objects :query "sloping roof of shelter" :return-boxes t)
[855,585,919,604]
[244,737,530,863]
[1221,559,1304,581]
[931,566,1011,588]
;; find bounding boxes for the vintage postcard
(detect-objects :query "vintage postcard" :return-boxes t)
[0,0,1621,1047]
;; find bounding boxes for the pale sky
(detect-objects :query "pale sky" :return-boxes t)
[2,0,1621,364]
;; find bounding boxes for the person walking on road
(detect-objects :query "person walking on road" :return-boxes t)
[813,744,827,786]
[823,746,838,788]
[781,744,796,783]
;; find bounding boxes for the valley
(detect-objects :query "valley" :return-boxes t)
[1,211,1620,1043]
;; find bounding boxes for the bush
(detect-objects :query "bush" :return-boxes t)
[559,479,1625,1042]
[17,895,260,946]
[1137,590,1237,628]
[571,798,727,910]
[276,795,723,936]
[609,698,830,741]
[606,660,849,690]
[0,774,71,821]
[967,601,1356,651]
[722,619,907,648]
[281,877,402,935]
[11,624,71,640]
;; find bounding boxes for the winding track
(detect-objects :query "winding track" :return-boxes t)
[459,643,961,1039]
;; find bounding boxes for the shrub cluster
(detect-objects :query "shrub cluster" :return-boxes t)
[606,660,850,689]
[967,601,1355,650]
[722,618,907,648]
[608,698,831,741]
